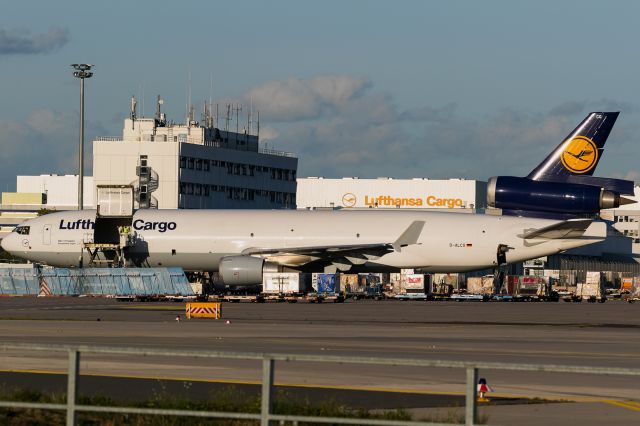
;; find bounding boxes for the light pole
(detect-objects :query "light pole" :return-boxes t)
[71,64,94,211]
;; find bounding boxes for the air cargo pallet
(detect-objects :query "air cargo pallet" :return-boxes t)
[261,294,305,303]
[450,294,489,302]
[563,295,606,303]
[394,293,428,301]
[305,293,345,303]
[221,295,265,303]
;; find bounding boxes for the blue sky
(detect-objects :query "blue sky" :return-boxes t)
[1,0,640,191]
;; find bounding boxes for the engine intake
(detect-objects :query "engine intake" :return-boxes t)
[219,255,280,286]
[487,176,624,214]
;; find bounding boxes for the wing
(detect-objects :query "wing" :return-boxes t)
[518,219,595,240]
[241,220,425,272]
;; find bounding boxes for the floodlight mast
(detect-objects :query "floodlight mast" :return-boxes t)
[71,64,94,211]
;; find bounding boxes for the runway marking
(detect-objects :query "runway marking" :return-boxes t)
[604,400,640,412]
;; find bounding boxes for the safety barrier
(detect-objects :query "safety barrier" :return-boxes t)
[0,267,193,296]
[0,343,640,426]
[185,302,221,319]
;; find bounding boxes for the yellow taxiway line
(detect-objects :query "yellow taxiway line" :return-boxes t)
[0,367,622,403]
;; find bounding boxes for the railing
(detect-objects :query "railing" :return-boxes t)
[1,343,639,426]
[259,147,296,158]
[94,137,122,141]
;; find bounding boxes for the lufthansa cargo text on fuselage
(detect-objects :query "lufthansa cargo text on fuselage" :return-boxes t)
[133,219,177,233]
[59,219,96,230]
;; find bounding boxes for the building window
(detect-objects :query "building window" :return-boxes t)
[180,157,187,169]
[188,158,195,169]
[249,165,255,176]
[196,159,202,171]
[204,161,210,171]
[204,185,210,196]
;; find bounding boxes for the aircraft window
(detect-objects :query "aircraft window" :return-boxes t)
[15,226,30,235]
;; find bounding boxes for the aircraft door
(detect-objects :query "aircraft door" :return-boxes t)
[43,224,52,245]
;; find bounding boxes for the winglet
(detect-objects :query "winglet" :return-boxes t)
[393,221,425,252]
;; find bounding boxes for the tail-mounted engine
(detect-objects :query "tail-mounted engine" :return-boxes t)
[487,176,630,215]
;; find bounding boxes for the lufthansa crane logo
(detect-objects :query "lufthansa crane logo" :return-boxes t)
[342,193,357,207]
[560,136,598,174]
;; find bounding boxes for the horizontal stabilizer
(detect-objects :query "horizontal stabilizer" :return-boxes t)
[519,219,594,240]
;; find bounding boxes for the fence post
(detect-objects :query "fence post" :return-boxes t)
[261,357,274,426]
[465,367,478,426]
[66,349,80,426]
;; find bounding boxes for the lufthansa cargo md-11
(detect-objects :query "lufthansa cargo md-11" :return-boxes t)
[1,112,632,285]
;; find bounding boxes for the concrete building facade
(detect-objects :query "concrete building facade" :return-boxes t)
[296,177,487,212]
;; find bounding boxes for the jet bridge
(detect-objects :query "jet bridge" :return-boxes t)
[84,185,135,267]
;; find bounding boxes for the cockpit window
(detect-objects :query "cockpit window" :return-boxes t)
[15,226,30,235]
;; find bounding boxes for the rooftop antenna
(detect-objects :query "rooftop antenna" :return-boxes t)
[209,72,214,127]
[224,103,231,131]
[186,67,192,125]
[130,95,137,120]
[249,95,253,135]
[257,110,260,140]
[130,95,137,130]
[233,103,243,134]
[141,81,145,117]
[155,94,165,123]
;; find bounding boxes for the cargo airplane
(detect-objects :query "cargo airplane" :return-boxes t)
[1,112,633,285]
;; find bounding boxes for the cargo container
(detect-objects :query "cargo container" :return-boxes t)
[625,277,640,302]
[433,273,460,290]
[306,273,344,302]
[562,272,605,302]
[466,276,494,295]
[340,274,361,293]
[387,269,418,294]
[428,282,453,300]
[404,274,428,293]
[343,274,384,300]
[262,273,311,295]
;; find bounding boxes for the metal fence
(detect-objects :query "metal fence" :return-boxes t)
[0,267,193,296]
[0,343,639,426]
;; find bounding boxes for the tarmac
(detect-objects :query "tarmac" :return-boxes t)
[0,297,638,425]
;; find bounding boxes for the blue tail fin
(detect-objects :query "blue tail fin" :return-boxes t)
[527,112,619,181]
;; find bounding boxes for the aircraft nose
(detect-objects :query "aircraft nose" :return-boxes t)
[1,233,15,253]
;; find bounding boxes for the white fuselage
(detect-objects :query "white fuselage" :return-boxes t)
[1,209,603,273]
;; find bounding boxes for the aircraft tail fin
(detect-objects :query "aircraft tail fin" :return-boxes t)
[527,112,619,181]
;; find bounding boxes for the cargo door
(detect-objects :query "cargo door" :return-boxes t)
[43,224,52,245]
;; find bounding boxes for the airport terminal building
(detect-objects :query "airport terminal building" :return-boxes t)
[93,97,297,209]
[297,177,487,212]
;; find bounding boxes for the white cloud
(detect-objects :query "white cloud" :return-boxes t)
[0,109,106,191]
[246,75,371,122]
